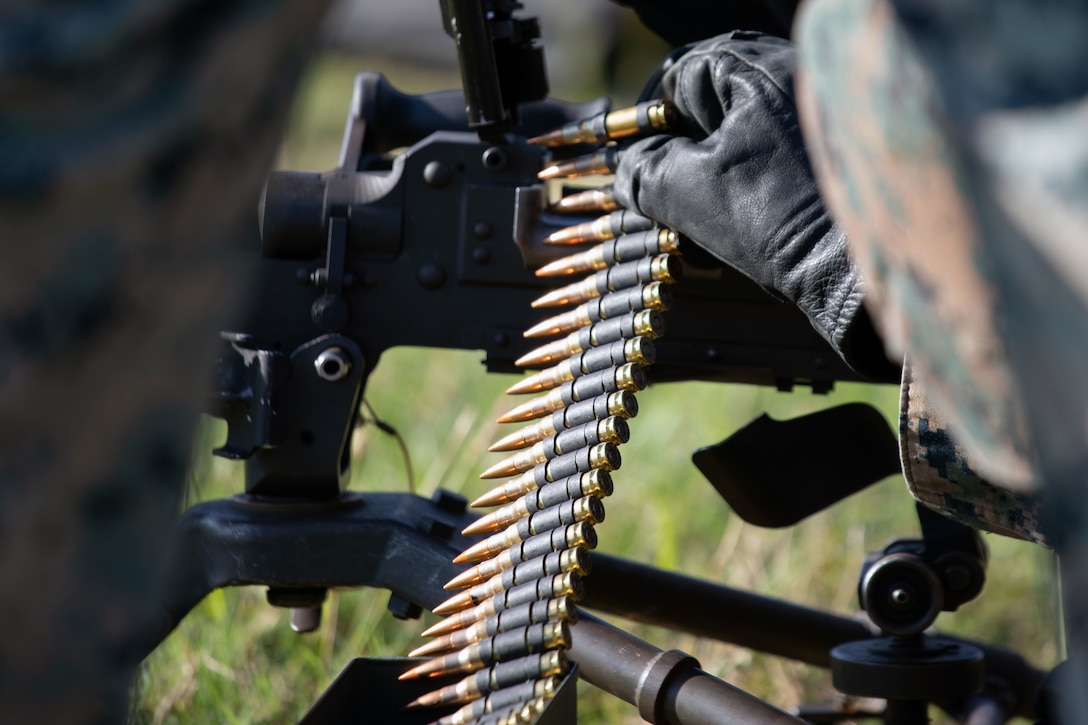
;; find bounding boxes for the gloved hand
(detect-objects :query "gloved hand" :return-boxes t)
[613,31,898,381]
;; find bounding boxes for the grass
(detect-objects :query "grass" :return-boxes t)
[133,45,1060,725]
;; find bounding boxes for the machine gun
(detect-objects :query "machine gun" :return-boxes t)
[141,1,1050,722]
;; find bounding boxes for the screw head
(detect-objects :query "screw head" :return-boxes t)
[314,347,352,381]
[290,607,321,634]
[423,161,452,188]
[889,587,913,606]
[482,146,508,171]
[417,263,447,290]
[311,294,348,330]
[472,246,491,264]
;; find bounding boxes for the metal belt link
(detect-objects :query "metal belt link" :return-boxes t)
[405,102,680,725]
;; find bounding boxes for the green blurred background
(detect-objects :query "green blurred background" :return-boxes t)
[132,6,1060,723]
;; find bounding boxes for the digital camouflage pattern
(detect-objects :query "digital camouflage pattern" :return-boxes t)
[0,1,332,722]
[796,1,1088,716]
[793,0,1037,494]
[899,363,1050,546]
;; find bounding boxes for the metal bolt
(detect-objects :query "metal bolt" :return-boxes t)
[473,221,493,239]
[315,347,351,381]
[482,146,508,171]
[290,606,322,633]
[472,246,491,264]
[417,262,447,290]
[423,161,452,188]
[944,564,972,592]
[890,587,912,606]
[311,294,348,330]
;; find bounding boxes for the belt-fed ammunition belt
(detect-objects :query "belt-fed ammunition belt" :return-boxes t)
[402,101,682,725]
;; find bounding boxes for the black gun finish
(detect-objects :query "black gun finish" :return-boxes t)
[214,71,865,497]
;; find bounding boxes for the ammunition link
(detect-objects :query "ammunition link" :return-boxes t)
[408,103,682,722]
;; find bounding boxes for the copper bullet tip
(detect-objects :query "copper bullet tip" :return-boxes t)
[537,148,618,181]
[443,565,478,589]
[478,453,523,480]
[399,658,451,681]
[543,225,589,245]
[523,308,586,339]
[488,421,548,452]
[398,663,426,681]
[550,187,619,213]
[496,393,555,424]
[470,489,503,508]
[487,432,523,453]
[537,164,564,180]
[470,471,535,508]
[529,288,567,309]
[452,537,496,565]
[421,615,465,638]
[534,256,578,278]
[460,510,506,537]
[526,129,561,146]
[408,638,450,658]
[402,692,437,711]
[504,375,542,396]
[515,334,579,366]
[432,589,474,616]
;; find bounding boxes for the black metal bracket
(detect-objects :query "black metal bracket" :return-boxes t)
[857,502,989,624]
[693,402,902,527]
[151,490,475,653]
[211,332,292,459]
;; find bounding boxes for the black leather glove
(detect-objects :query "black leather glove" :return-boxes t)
[613,32,898,381]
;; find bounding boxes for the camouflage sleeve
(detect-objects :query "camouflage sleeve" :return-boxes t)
[899,363,1051,546]
[792,0,1037,491]
[0,1,332,721]
[796,0,1088,627]
[793,8,1088,715]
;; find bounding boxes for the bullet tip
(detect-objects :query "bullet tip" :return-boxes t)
[523,322,555,339]
[401,696,429,711]
[469,492,494,508]
[534,261,568,278]
[478,460,514,480]
[537,166,561,180]
[460,518,491,537]
[496,401,538,424]
[420,620,449,638]
[470,487,510,508]
[514,347,552,367]
[407,643,431,658]
[505,378,541,395]
[453,539,493,565]
[432,589,473,616]
[431,602,455,616]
